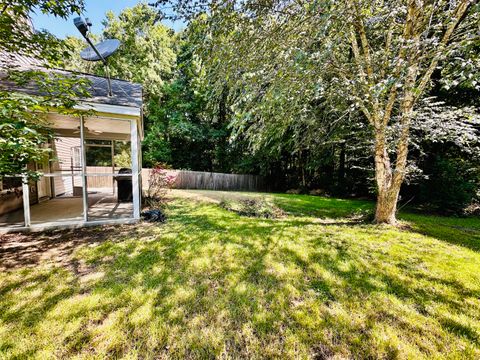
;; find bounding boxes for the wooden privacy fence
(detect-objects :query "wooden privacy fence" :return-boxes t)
[85,166,121,189]
[83,167,266,192]
[142,169,266,192]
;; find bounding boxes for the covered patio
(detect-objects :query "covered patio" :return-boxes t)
[0,192,134,228]
[0,62,143,232]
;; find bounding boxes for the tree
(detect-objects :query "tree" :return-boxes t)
[65,3,176,99]
[154,0,479,224]
[63,35,98,74]
[0,70,90,179]
[103,3,176,98]
[0,0,89,180]
[64,3,183,168]
[0,0,84,64]
[143,22,235,171]
[336,1,479,224]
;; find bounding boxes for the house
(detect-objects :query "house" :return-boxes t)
[0,53,144,232]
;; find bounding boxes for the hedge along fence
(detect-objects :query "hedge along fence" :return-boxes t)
[141,169,266,192]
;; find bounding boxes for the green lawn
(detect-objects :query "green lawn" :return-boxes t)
[1,190,479,359]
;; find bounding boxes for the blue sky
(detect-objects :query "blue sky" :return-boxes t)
[30,0,183,39]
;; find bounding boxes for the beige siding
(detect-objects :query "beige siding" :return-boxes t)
[51,137,81,196]
[52,137,81,171]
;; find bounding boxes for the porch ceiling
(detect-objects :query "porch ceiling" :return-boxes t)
[48,113,131,141]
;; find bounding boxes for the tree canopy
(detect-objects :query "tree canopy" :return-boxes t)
[151,0,480,222]
[65,3,176,99]
[0,0,90,180]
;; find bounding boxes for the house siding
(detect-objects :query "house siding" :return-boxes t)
[51,137,81,196]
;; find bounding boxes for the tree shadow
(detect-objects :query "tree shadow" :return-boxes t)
[272,194,374,219]
[399,213,480,252]
[0,224,157,271]
[1,200,479,358]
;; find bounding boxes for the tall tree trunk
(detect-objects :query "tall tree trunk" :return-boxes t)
[351,0,473,225]
[375,186,400,224]
[338,141,346,192]
[374,93,415,224]
[373,128,401,224]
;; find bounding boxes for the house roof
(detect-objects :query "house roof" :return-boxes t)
[0,52,143,109]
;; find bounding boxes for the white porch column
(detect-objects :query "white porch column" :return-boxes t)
[80,115,88,222]
[131,118,141,219]
[22,176,30,227]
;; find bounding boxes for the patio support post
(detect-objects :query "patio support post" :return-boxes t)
[111,141,115,194]
[80,115,88,222]
[22,175,31,227]
[131,119,141,219]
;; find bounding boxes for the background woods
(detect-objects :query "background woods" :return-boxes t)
[19,0,480,219]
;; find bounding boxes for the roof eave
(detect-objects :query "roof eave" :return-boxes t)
[75,101,141,117]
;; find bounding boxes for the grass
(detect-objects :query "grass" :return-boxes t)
[0,190,479,359]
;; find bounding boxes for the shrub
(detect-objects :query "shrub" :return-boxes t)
[464,199,480,217]
[219,198,285,218]
[309,189,327,196]
[144,163,176,208]
[286,189,302,195]
[419,157,478,215]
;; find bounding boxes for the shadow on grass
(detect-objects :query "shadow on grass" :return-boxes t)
[0,225,151,270]
[272,192,480,253]
[177,191,480,254]
[0,200,479,358]
[271,194,374,218]
[399,213,480,252]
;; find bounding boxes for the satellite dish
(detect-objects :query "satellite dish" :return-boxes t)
[74,17,121,97]
[80,39,121,62]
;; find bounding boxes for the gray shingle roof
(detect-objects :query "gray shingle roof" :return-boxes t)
[0,52,143,108]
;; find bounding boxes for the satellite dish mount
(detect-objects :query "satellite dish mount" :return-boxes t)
[74,17,121,97]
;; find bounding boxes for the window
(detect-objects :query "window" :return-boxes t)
[86,146,113,166]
